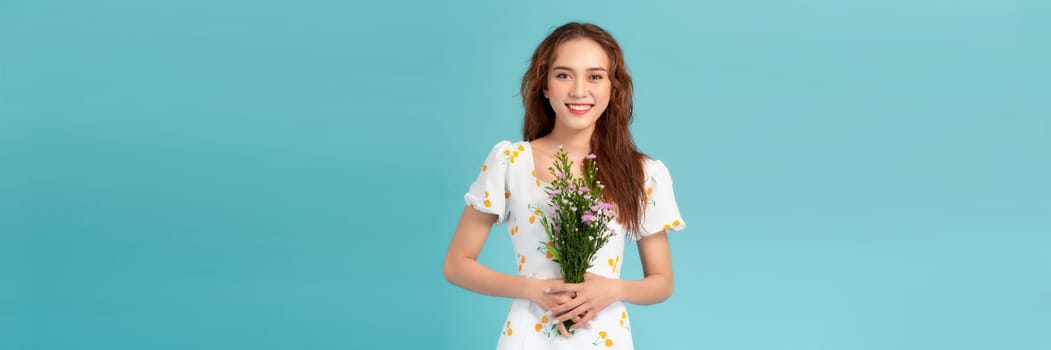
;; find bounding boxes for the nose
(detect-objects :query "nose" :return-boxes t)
[570,76,587,98]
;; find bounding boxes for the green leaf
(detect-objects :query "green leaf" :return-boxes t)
[544,243,561,261]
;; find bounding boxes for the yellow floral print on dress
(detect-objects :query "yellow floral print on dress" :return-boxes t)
[619,310,630,330]
[662,219,683,231]
[537,241,555,259]
[593,330,614,347]
[465,142,685,350]
[535,314,557,338]
[505,145,523,164]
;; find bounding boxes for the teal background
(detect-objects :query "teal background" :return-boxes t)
[3,0,1049,349]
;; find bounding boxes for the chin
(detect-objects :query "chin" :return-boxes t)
[555,115,599,131]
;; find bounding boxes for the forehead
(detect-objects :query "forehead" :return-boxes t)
[551,38,609,69]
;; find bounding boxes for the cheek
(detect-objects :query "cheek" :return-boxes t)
[598,87,613,104]
[545,82,565,98]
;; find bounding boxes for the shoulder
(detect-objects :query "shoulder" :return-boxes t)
[479,140,534,158]
[485,140,514,151]
[480,140,533,152]
[641,156,671,180]
[477,140,535,168]
[477,140,514,158]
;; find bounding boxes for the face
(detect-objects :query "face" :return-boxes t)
[543,38,612,133]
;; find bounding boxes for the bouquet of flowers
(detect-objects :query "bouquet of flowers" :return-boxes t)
[539,147,616,333]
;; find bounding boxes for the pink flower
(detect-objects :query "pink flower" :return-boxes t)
[586,153,597,159]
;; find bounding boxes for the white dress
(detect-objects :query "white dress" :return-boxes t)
[464,140,686,350]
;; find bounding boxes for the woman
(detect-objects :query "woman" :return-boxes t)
[443,22,686,349]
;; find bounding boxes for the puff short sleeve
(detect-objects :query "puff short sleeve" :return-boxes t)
[638,159,687,239]
[463,140,512,224]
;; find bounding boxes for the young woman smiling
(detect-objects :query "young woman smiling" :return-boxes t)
[444,22,687,350]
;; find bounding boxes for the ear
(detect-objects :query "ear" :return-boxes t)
[543,87,549,99]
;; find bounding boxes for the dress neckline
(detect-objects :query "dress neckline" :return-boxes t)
[523,141,555,188]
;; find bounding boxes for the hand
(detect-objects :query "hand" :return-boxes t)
[525,278,577,319]
[545,273,623,333]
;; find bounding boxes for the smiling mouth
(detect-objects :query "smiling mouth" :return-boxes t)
[566,103,593,115]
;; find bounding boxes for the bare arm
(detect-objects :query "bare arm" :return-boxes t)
[544,230,675,330]
[443,206,573,306]
[443,206,530,298]
[618,230,674,305]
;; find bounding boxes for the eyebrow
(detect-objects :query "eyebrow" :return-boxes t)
[551,66,608,72]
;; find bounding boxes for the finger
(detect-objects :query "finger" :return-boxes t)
[546,294,575,310]
[543,298,569,315]
[550,294,574,305]
[542,291,573,306]
[557,321,570,337]
[545,291,575,298]
[584,272,597,281]
[569,310,589,330]
[541,295,575,316]
[571,309,596,327]
[572,309,596,330]
[550,297,587,317]
[554,302,590,322]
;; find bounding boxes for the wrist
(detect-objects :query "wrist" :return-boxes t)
[518,276,539,301]
[613,278,627,302]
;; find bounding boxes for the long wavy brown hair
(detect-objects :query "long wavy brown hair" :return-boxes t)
[521,22,648,236]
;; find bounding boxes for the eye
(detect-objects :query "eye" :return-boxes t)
[556,73,570,79]
[590,74,604,80]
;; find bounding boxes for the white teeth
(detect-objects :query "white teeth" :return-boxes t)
[567,104,591,111]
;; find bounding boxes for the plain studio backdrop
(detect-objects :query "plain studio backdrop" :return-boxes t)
[2,0,1049,349]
